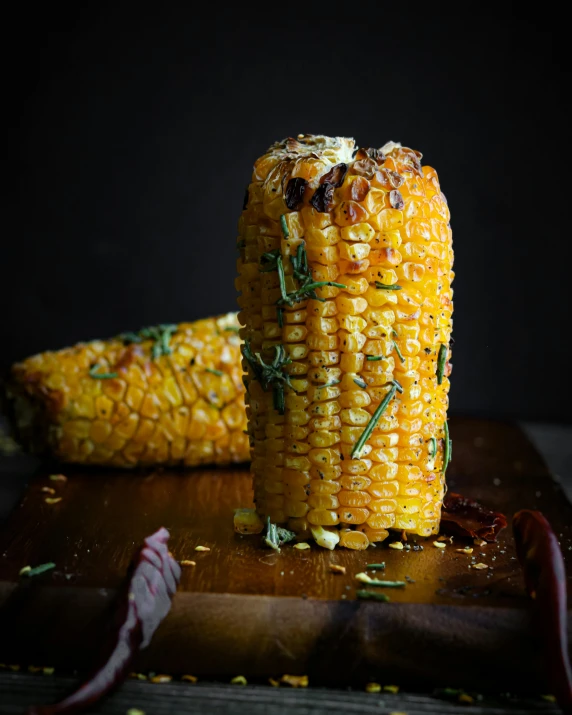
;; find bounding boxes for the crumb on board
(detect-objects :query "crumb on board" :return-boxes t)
[41,487,56,495]
[126,709,146,715]
[44,497,62,505]
[330,564,346,574]
[49,474,67,482]
[230,675,247,685]
[384,685,399,694]
[233,508,264,535]
[181,675,198,683]
[43,667,54,675]
[268,677,280,687]
[293,542,311,550]
[195,546,210,552]
[280,674,308,688]
[433,541,446,549]
[180,560,196,567]
[455,547,473,554]
[150,675,172,684]
[365,682,381,693]
[474,538,487,547]
[388,542,403,551]
[471,563,489,570]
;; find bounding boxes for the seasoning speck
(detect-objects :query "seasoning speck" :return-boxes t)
[230,675,247,685]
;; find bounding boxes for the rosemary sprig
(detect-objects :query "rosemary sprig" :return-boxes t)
[393,341,405,364]
[277,306,284,328]
[354,378,367,389]
[392,379,403,394]
[89,364,118,380]
[429,436,438,459]
[320,380,341,388]
[280,214,289,238]
[356,590,390,602]
[119,324,178,361]
[259,249,281,273]
[437,343,447,385]
[443,420,452,474]
[20,562,56,578]
[364,579,405,588]
[280,244,346,306]
[351,384,397,458]
[241,341,293,414]
[366,563,386,570]
[366,356,383,361]
[375,282,401,290]
[263,517,296,552]
[205,368,223,376]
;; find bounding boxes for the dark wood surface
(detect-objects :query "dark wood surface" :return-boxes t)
[0,418,570,701]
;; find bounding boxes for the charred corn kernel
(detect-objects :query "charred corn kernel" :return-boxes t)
[8,315,249,467]
[238,136,453,547]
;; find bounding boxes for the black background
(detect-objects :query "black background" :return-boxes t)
[3,6,568,421]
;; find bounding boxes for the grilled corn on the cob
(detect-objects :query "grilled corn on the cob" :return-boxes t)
[7,314,249,467]
[237,135,453,548]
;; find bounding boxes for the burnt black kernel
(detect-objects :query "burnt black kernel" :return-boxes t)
[310,183,335,213]
[285,178,308,210]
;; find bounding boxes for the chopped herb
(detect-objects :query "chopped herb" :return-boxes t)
[392,379,403,393]
[429,437,437,459]
[277,243,346,306]
[366,563,386,570]
[374,282,401,290]
[277,306,284,328]
[391,329,398,337]
[321,380,340,388]
[280,214,289,238]
[353,378,367,389]
[351,384,397,458]
[366,355,383,361]
[119,324,178,361]
[224,326,241,333]
[205,368,223,377]
[393,341,405,363]
[241,341,293,414]
[89,364,118,380]
[443,420,451,474]
[20,562,56,578]
[263,517,296,552]
[367,580,405,588]
[437,343,447,384]
[356,590,390,602]
[259,249,281,273]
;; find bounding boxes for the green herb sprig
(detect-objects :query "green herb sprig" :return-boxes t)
[366,563,386,570]
[375,282,401,291]
[241,341,293,414]
[437,343,447,384]
[280,244,346,306]
[356,590,390,602]
[429,437,437,459]
[89,365,118,380]
[351,383,397,459]
[263,517,296,552]
[205,368,223,377]
[118,324,178,361]
[366,355,383,361]
[393,341,405,364]
[20,562,56,578]
[364,579,406,588]
[443,420,452,474]
[354,378,367,389]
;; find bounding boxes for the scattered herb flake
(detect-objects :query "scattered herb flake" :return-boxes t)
[375,282,402,290]
[366,563,386,570]
[429,437,437,459]
[280,214,289,238]
[89,365,118,380]
[224,326,240,333]
[205,368,223,376]
[356,590,390,602]
[436,343,447,384]
[392,341,405,363]
[353,378,367,389]
[351,384,397,458]
[264,518,296,552]
[384,685,399,694]
[366,355,383,361]
[241,341,293,415]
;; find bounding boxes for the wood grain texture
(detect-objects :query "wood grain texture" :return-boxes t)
[0,418,570,692]
[0,673,562,715]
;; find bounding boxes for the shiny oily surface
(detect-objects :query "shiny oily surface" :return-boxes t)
[8,314,249,467]
[236,136,454,545]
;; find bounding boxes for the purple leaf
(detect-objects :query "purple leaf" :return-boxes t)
[28,527,180,715]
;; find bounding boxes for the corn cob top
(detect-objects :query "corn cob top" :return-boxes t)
[237,134,453,548]
[8,314,249,468]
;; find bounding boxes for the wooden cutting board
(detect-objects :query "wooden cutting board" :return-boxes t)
[0,417,570,692]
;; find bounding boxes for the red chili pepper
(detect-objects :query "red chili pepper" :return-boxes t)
[513,510,572,714]
[28,527,180,715]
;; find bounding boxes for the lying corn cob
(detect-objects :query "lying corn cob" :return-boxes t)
[236,135,453,549]
[7,314,249,467]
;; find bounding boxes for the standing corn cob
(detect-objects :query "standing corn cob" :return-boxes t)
[236,135,453,549]
[7,314,249,467]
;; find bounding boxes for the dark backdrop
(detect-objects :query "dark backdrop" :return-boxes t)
[3,7,568,421]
